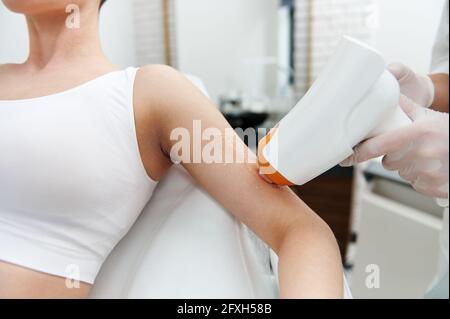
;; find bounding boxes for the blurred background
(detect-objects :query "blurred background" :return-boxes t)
[0,0,447,298]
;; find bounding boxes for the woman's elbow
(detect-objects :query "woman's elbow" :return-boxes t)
[275,213,340,258]
[274,216,344,298]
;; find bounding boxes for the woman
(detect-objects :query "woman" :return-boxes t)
[0,0,343,299]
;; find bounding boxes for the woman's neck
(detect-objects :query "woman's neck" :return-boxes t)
[24,3,108,72]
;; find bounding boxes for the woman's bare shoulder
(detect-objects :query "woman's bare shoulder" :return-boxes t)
[137,63,177,77]
[0,64,18,87]
[0,63,20,77]
[135,64,182,94]
[133,64,211,120]
[0,64,8,73]
[132,63,221,158]
[133,64,174,117]
[134,64,210,109]
[0,63,19,70]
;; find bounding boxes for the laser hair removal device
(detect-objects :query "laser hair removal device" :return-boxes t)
[258,36,412,186]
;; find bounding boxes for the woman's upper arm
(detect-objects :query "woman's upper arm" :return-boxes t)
[135,65,322,251]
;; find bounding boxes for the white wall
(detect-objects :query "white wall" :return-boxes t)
[99,1,136,68]
[373,0,446,73]
[0,6,28,63]
[176,0,447,102]
[175,0,279,103]
[0,1,136,67]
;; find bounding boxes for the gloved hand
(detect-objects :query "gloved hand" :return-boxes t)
[341,95,449,199]
[388,63,435,108]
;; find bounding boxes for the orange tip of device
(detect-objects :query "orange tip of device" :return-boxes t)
[257,128,295,187]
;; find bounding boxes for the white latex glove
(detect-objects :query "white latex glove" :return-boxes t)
[389,63,435,108]
[342,95,449,199]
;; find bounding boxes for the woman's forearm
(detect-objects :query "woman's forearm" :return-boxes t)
[277,219,343,299]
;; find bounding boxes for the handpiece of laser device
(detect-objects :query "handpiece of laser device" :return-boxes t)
[258,36,412,186]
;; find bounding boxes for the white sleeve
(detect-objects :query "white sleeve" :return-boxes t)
[431,0,449,74]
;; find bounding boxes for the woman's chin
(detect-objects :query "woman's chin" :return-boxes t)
[1,0,85,15]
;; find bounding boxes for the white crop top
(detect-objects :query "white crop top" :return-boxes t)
[0,68,157,284]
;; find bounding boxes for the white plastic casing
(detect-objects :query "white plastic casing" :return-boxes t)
[261,36,411,186]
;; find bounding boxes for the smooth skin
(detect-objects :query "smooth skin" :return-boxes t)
[0,0,343,299]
